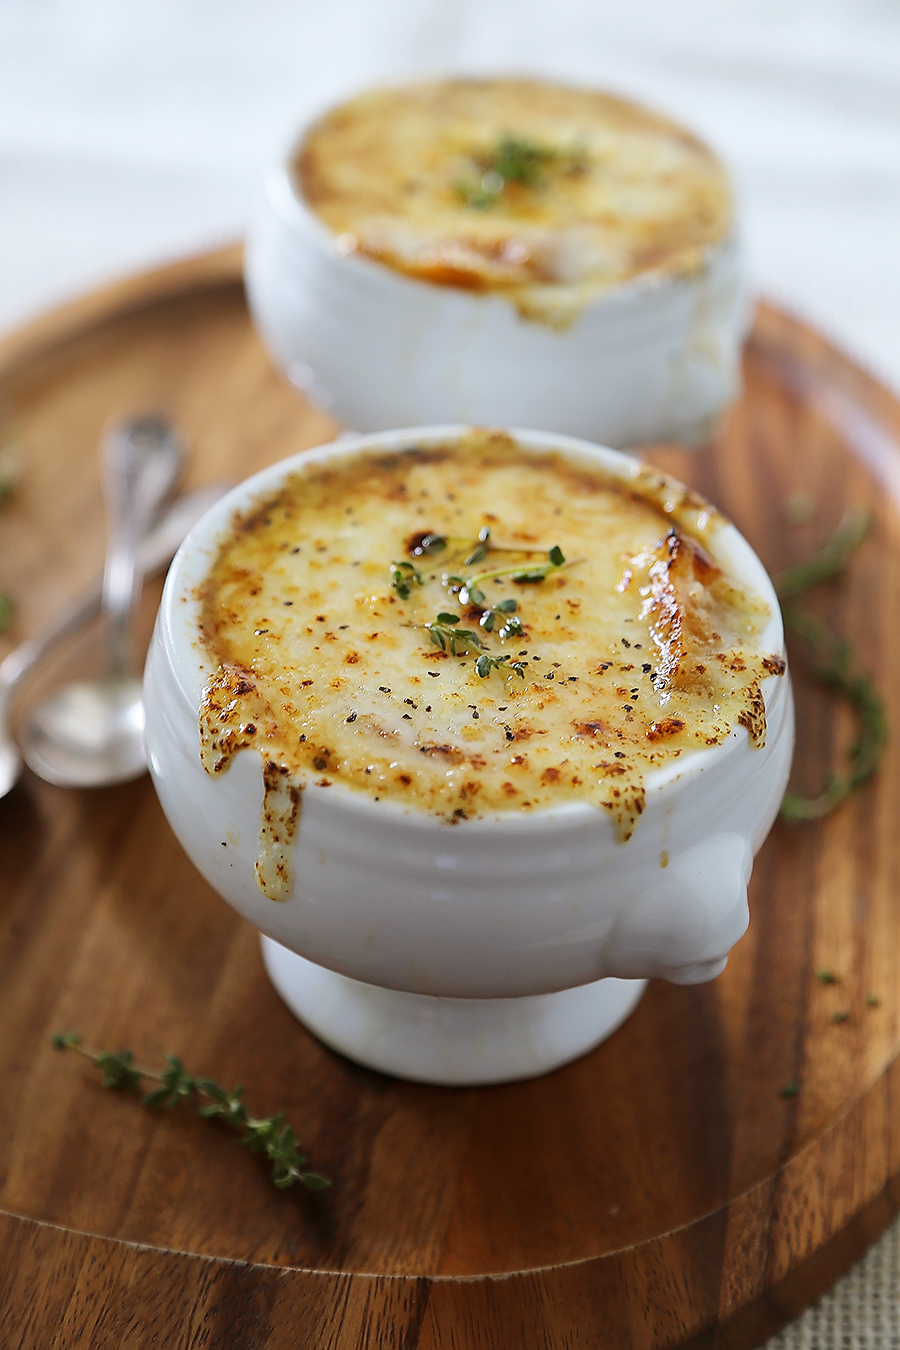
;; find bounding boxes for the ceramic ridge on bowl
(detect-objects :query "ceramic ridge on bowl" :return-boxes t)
[244,78,749,449]
[144,426,793,1016]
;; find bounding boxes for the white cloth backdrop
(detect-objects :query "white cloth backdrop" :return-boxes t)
[2,1,900,1342]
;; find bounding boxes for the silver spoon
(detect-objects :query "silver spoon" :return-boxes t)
[20,416,184,788]
[0,481,230,799]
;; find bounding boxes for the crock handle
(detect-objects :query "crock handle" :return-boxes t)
[608,832,752,984]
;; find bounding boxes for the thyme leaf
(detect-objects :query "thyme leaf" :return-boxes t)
[774,510,888,821]
[475,652,527,680]
[456,136,583,209]
[494,136,556,184]
[816,968,841,985]
[52,1031,330,1192]
[775,508,870,599]
[778,603,887,820]
[462,525,492,568]
[424,615,486,656]
[478,597,523,640]
[403,532,568,662]
[407,532,447,558]
[463,545,569,591]
[390,560,422,599]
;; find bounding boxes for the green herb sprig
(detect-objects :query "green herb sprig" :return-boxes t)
[408,532,448,558]
[410,528,542,563]
[491,135,556,187]
[460,525,492,568]
[390,559,422,599]
[445,544,568,605]
[456,136,583,210]
[394,528,552,595]
[399,530,570,675]
[424,612,486,656]
[776,509,870,600]
[0,428,26,632]
[477,597,523,639]
[775,509,888,821]
[52,1032,330,1192]
[475,652,527,679]
[460,543,568,594]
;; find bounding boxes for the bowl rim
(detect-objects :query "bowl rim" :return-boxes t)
[155,424,788,829]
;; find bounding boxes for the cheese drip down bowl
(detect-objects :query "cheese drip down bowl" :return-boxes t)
[143,427,793,1084]
[245,78,749,448]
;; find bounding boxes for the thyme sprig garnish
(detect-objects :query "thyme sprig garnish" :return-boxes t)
[456,135,585,210]
[424,612,486,656]
[410,525,557,570]
[459,525,492,568]
[444,544,568,604]
[475,652,527,679]
[465,543,568,591]
[52,1031,330,1192]
[477,597,523,639]
[390,559,422,599]
[407,532,448,558]
[398,529,569,678]
[775,509,888,821]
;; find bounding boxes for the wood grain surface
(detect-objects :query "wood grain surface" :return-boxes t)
[1,246,900,1349]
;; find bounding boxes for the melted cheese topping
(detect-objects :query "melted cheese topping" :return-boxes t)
[295,79,733,326]
[198,432,783,900]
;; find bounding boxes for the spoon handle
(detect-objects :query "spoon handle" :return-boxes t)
[101,417,184,678]
[0,483,229,698]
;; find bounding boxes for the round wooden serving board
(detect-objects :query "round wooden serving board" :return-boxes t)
[2,247,900,1350]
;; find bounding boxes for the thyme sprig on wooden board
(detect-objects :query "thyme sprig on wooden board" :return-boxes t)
[0,427,26,633]
[52,1032,330,1192]
[775,509,870,600]
[775,509,887,821]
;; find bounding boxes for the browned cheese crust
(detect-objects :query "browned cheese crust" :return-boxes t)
[197,432,782,896]
[295,78,733,325]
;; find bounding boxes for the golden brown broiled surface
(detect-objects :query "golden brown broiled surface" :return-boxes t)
[295,79,733,324]
[199,432,780,879]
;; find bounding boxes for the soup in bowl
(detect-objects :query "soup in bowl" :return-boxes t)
[144,427,792,1084]
[245,78,748,447]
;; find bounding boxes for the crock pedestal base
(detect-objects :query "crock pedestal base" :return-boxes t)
[261,936,647,1085]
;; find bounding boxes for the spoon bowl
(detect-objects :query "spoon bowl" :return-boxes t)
[0,481,232,800]
[23,676,145,787]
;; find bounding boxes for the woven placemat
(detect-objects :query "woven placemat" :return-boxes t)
[767,1218,900,1349]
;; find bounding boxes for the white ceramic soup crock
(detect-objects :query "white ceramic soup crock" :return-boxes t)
[144,427,793,1085]
[245,156,749,450]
